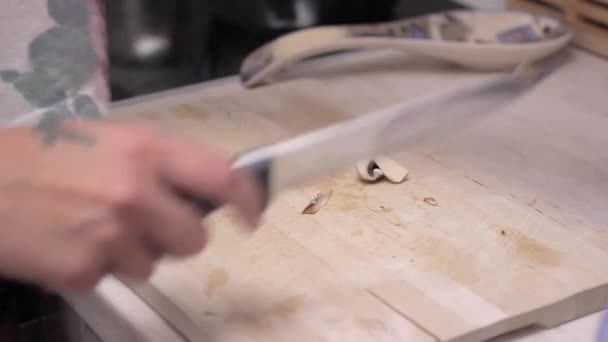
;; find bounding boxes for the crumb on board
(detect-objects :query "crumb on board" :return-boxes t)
[423,197,439,207]
[302,191,333,214]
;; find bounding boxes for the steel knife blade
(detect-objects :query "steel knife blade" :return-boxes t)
[181,51,567,214]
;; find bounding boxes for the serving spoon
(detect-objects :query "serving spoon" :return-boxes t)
[240,9,572,88]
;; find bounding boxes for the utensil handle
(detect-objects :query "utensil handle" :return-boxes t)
[239,16,431,88]
[177,159,272,215]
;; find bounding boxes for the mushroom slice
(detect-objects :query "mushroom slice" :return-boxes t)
[356,160,384,182]
[302,190,333,214]
[374,157,409,183]
[356,157,409,184]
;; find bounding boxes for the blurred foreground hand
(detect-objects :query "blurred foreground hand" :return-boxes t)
[0,119,262,292]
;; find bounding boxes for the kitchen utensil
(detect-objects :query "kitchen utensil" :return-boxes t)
[180,51,567,214]
[239,9,572,88]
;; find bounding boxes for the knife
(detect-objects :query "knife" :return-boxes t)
[180,51,567,214]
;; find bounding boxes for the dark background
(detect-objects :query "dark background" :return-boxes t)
[105,0,466,101]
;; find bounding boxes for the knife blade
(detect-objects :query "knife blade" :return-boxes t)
[181,51,567,214]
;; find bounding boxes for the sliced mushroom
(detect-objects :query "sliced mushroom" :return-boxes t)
[302,190,333,215]
[356,160,384,182]
[356,157,409,184]
[374,157,409,183]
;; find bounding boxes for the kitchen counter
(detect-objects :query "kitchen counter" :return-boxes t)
[62,43,608,341]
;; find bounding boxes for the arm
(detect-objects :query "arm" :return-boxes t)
[0,0,263,293]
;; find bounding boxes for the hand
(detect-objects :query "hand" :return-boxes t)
[0,119,263,292]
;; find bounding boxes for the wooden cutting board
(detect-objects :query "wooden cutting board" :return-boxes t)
[110,75,608,342]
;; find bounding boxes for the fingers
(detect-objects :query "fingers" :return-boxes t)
[108,226,159,281]
[134,181,210,257]
[156,138,263,229]
[42,243,107,293]
[98,122,263,229]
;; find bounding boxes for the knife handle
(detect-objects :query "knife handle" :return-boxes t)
[176,158,272,215]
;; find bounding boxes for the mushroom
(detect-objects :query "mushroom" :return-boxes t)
[302,190,333,215]
[356,160,384,182]
[356,157,410,183]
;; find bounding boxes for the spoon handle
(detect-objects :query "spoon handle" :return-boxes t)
[239,14,474,88]
[239,21,426,88]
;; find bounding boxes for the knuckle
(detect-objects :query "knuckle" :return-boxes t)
[107,179,141,209]
[116,263,153,281]
[115,252,157,280]
[173,225,206,257]
[134,260,156,279]
[93,224,123,247]
[115,127,158,161]
[56,258,101,291]
[215,168,239,193]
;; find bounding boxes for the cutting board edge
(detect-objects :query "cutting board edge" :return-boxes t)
[446,282,608,342]
[121,277,207,342]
